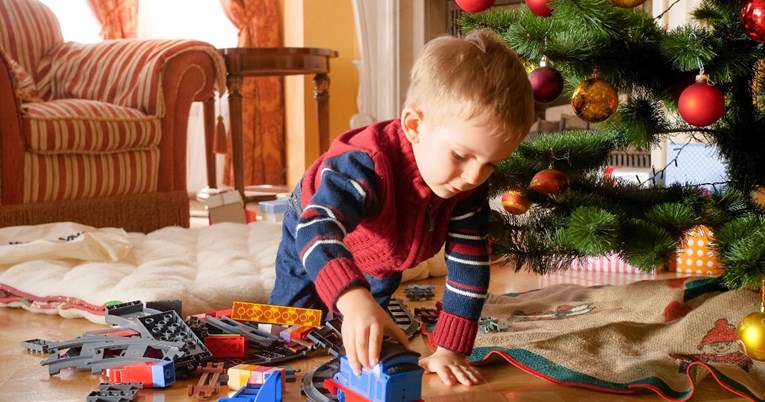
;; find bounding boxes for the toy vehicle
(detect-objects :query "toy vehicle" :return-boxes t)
[219,370,282,402]
[324,342,424,402]
[106,360,175,388]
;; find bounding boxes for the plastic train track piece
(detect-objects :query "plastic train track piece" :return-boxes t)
[478,316,509,333]
[306,326,344,358]
[301,357,340,402]
[187,361,225,400]
[21,338,52,354]
[413,307,439,324]
[403,284,436,301]
[387,298,420,338]
[86,382,143,402]
[40,335,185,375]
[231,302,322,327]
[201,316,280,348]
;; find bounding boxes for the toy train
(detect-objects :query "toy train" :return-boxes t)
[324,342,424,402]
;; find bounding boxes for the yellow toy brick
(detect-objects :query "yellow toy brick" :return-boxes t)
[231,301,322,327]
[227,364,260,390]
[227,364,286,391]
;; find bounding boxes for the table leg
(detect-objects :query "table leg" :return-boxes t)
[313,72,331,154]
[202,96,217,189]
[228,75,245,198]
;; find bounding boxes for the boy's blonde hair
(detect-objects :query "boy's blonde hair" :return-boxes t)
[404,29,534,140]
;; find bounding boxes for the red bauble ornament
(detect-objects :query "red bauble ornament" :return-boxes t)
[530,169,569,194]
[529,66,564,103]
[742,0,765,43]
[501,189,531,215]
[678,75,725,127]
[525,0,553,16]
[456,0,496,13]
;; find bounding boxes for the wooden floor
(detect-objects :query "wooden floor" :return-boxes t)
[0,202,749,401]
[0,270,748,401]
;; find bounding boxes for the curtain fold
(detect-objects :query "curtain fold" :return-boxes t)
[220,0,285,185]
[86,0,138,39]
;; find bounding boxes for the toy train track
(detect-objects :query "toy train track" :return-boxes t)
[301,357,340,402]
[388,298,421,339]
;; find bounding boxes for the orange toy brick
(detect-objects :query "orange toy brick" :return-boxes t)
[231,302,322,327]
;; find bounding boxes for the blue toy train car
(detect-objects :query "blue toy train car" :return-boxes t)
[218,370,282,402]
[324,342,424,402]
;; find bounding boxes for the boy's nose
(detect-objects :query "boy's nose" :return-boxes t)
[461,164,483,185]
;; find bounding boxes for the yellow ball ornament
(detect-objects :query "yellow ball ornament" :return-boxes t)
[571,77,619,123]
[608,0,647,8]
[736,311,765,361]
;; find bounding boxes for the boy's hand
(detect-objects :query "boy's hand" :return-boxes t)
[335,286,409,375]
[419,347,484,386]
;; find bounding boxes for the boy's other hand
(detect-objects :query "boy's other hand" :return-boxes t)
[335,286,409,376]
[419,347,484,386]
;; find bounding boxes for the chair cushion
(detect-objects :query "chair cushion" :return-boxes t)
[21,99,161,153]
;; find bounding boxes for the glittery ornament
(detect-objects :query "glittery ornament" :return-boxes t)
[571,77,619,123]
[742,0,765,43]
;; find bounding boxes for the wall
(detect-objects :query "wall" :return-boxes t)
[280,0,360,186]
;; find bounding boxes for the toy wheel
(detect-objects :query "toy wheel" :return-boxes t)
[336,389,346,402]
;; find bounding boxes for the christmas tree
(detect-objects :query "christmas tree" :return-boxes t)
[458,0,765,290]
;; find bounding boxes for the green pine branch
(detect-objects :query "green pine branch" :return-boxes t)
[471,0,765,289]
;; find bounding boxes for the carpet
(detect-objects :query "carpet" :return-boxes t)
[467,277,764,401]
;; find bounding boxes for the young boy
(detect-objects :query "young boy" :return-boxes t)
[268,28,534,386]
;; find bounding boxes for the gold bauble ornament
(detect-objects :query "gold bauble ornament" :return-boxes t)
[737,311,765,361]
[608,0,647,8]
[571,77,619,123]
[736,279,765,361]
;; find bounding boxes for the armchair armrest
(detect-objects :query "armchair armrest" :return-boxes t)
[37,39,226,117]
[0,50,26,200]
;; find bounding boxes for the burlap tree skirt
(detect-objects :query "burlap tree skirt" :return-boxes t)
[458,278,764,401]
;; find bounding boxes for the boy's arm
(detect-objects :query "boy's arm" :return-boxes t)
[295,151,380,311]
[431,185,491,356]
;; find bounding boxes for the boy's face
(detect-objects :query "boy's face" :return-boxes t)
[402,108,521,199]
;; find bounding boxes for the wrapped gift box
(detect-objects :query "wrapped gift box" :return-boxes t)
[673,224,723,276]
[570,253,656,274]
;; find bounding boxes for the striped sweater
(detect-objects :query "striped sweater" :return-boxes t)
[295,119,491,355]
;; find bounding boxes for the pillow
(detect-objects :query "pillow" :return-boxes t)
[7,58,41,102]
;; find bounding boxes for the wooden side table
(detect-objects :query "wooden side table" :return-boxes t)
[203,47,339,200]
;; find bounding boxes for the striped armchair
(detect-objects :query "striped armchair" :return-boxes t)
[0,0,226,233]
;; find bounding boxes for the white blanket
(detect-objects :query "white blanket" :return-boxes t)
[0,222,445,323]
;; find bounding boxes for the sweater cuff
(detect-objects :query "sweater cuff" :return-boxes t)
[431,311,478,356]
[314,257,369,312]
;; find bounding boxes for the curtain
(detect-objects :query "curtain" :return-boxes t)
[86,0,138,39]
[219,0,285,185]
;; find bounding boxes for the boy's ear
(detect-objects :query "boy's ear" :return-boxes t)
[401,107,422,144]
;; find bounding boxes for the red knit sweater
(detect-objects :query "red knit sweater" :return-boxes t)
[296,119,491,355]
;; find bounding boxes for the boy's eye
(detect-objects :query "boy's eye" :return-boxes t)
[453,152,466,160]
